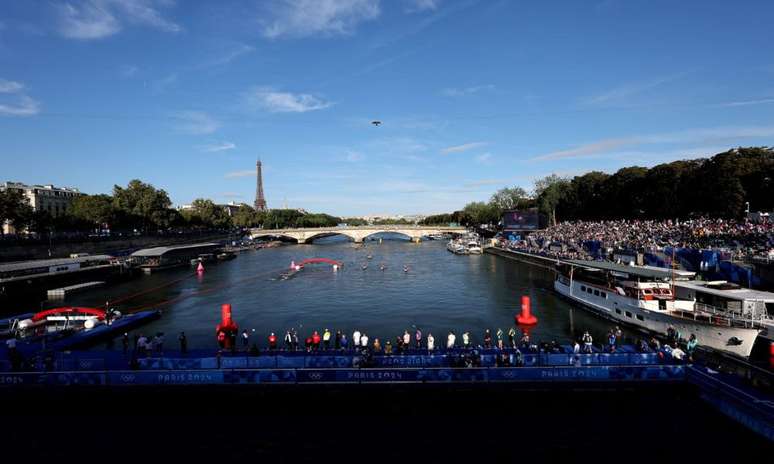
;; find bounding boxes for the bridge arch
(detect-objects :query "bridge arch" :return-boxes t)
[250,232,302,243]
[360,230,415,242]
[301,231,359,244]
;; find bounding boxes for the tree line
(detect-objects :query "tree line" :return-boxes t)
[423,147,774,227]
[0,179,343,236]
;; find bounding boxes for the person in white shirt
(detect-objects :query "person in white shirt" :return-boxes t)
[402,330,410,347]
[671,346,686,361]
[462,332,470,348]
[353,330,361,349]
[447,331,456,349]
[573,341,580,354]
[360,333,369,348]
[427,333,435,351]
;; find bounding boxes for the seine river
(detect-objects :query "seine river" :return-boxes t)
[63,234,616,350]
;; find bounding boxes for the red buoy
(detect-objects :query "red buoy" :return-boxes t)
[770,342,774,369]
[197,262,205,273]
[215,303,238,349]
[516,295,538,325]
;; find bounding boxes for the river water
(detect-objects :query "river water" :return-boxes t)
[60,234,620,350]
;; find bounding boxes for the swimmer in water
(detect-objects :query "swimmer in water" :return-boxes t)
[403,265,409,273]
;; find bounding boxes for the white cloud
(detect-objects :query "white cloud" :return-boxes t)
[441,84,494,97]
[0,78,40,117]
[475,152,493,164]
[533,125,774,161]
[581,73,687,106]
[405,0,441,13]
[247,87,332,113]
[174,111,219,135]
[224,170,256,179]
[55,0,180,40]
[261,0,380,39]
[201,142,236,153]
[197,42,255,68]
[0,79,24,93]
[717,98,774,107]
[534,138,631,161]
[440,141,488,154]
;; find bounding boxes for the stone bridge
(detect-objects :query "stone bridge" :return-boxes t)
[248,226,466,244]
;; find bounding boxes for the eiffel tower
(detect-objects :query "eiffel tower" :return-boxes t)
[254,159,267,212]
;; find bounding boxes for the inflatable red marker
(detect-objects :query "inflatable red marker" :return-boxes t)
[197,262,205,273]
[516,295,538,325]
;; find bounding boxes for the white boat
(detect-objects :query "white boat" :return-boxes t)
[554,260,761,358]
[674,280,774,341]
[446,240,468,255]
[466,241,483,254]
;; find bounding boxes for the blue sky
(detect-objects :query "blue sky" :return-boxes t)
[1,0,773,216]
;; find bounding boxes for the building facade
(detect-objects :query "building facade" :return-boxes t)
[2,182,84,234]
[2,182,83,216]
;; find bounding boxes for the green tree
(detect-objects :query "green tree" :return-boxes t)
[533,174,571,226]
[183,199,232,229]
[489,186,529,211]
[232,205,259,228]
[462,201,499,226]
[112,180,173,232]
[0,189,33,234]
[69,194,116,231]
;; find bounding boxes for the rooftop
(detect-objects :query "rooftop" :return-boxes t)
[566,260,696,281]
[674,281,774,302]
[0,255,114,274]
[130,243,219,257]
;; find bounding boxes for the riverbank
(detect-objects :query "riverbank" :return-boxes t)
[0,232,235,262]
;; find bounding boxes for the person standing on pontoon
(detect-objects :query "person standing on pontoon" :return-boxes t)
[353,330,361,350]
[447,331,456,349]
[427,333,435,351]
[415,328,422,348]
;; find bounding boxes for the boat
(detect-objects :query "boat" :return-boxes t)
[554,260,762,358]
[446,240,468,255]
[1,307,161,356]
[466,241,483,255]
[216,251,237,261]
[673,280,774,341]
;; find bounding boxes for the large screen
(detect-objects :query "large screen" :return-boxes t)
[502,208,539,231]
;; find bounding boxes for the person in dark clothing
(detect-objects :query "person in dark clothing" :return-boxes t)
[483,329,492,349]
[179,332,188,354]
[122,332,129,354]
[335,330,342,350]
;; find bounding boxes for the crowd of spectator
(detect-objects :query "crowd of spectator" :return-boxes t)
[503,218,774,262]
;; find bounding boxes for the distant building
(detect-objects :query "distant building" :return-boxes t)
[178,201,249,217]
[218,201,249,217]
[1,181,84,234]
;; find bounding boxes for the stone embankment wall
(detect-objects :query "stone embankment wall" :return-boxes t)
[0,233,234,261]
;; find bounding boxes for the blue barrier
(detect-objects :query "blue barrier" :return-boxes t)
[0,365,688,387]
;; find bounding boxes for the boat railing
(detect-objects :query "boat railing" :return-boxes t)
[691,302,771,328]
